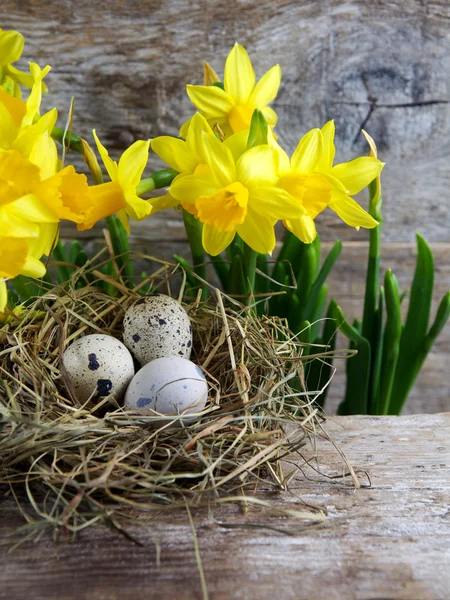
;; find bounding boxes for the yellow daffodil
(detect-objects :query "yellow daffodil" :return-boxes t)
[169,132,303,255]
[152,112,250,216]
[0,63,57,158]
[0,229,57,312]
[276,121,384,243]
[151,113,216,215]
[0,28,36,98]
[184,43,281,138]
[78,131,152,232]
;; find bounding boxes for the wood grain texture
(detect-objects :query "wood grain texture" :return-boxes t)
[3,0,450,242]
[1,413,449,600]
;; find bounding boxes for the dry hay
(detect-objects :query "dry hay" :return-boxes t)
[0,249,355,537]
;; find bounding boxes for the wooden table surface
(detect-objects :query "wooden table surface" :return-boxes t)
[1,413,449,600]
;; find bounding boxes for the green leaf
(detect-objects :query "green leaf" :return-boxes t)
[303,240,342,322]
[377,271,402,414]
[309,284,328,341]
[228,253,246,297]
[105,215,134,287]
[389,233,434,413]
[308,299,338,409]
[369,287,384,414]
[247,109,269,149]
[273,230,305,279]
[295,243,318,323]
[334,304,371,414]
[424,291,450,352]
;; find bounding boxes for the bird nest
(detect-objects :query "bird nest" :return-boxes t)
[0,250,354,537]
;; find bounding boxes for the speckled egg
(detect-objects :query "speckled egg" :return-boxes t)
[62,334,135,404]
[124,356,208,424]
[123,294,192,366]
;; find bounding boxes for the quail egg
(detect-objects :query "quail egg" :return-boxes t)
[123,294,192,365]
[63,334,135,404]
[124,356,208,425]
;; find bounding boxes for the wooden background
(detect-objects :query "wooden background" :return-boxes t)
[2,0,449,413]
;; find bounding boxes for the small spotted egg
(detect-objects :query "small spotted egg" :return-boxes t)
[124,356,208,425]
[62,334,135,404]
[123,294,192,366]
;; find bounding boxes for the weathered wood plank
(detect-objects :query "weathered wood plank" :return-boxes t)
[3,0,450,242]
[1,414,449,600]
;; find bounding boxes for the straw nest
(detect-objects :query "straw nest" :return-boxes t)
[0,250,350,535]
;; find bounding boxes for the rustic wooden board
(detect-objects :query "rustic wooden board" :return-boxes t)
[1,413,449,600]
[3,0,450,243]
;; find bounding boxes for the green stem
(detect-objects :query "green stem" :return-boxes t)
[51,126,84,154]
[182,210,207,298]
[243,243,257,295]
[105,215,134,287]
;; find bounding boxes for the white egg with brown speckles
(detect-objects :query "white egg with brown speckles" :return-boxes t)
[62,334,135,404]
[124,356,208,425]
[123,294,192,365]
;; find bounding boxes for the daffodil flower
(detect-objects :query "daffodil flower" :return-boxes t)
[184,43,281,138]
[78,131,151,233]
[0,29,36,98]
[276,121,384,243]
[169,133,304,255]
[152,112,249,217]
[0,228,58,312]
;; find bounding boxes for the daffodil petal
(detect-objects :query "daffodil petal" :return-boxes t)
[329,191,379,229]
[0,100,18,148]
[124,193,153,221]
[249,186,304,220]
[224,43,255,105]
[116,208,130,234]
[272,141,290,176]
[223,130,248,163]
[93,130,118,181]
[249,64,281,107]
[27,223,58,258]
[149,193,179,215]
[179,117,192,140]
[285,215,317,243]
[202,223,235,256]
[0,87,25,125]
[291,128,322,172]
[331,157,384,195]
[237,146,278,186]
[317,120,335,171]
[0,30,24,65]
[14,108,58,159]
[260,105,278,127]
[5,64,35,90]
[28,131,58,179]
[170,174,218,204]
[187,85,234,117]
[151,136,196,173]
[202,133,236,187]
[118,139,150,190]
[0,210,39,238]
[21,255,46,278]
[237,208,276,254]
[186,113,214,163]
[12,193,58,223]
[77,181,125,231]
[0,280,7,312]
